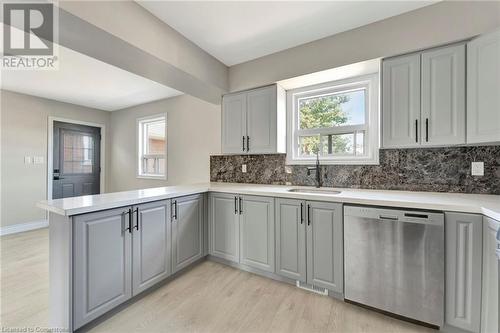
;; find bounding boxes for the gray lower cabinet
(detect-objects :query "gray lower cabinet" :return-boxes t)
[239,195,275,272]
[132,200,171,296]
[73,207,132,329]
[306,201,343,293]
[445,212,483,333]
[172,194,204,273]
[275,198,306,282]
[209,192,240,262]
[275,199,343,293]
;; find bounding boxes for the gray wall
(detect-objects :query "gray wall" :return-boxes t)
[229,1,500,91]
[0,90,111,227]
[109,94,221,192]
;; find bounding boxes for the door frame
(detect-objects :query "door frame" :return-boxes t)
[47,117,106,200]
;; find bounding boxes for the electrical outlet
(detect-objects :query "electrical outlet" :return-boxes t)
[33,156,44,164]
[242,164,247,173]
[471,162,484,176]
[24,156,32,164]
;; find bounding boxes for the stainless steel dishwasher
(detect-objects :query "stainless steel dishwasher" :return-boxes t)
[344,205,445,328]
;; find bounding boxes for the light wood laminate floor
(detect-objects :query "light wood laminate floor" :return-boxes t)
[1,228,432,333]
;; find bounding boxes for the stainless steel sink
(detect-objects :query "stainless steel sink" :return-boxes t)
[288,188,341,195]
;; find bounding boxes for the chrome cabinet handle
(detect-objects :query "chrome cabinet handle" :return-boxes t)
[242,136,245,152]
[415,119,418,143]
[234,197,238,214]
[246,136,250,152]
[239,197,243,215]
[307,204,311,226]
[379,215,398,220]
[425,118,429,142]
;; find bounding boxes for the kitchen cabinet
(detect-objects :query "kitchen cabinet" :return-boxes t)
[382,43,466,148]
[467,29,500,144]
[221,85,286,154]
[382,53,421,148]
[275,199,343,293]
[222,92,247,153]
[209,192,239,263]
[445,212,483,333]
[132,200,171,296]
[421,44,465,145]
[172,194,204,273]
[73,207,132,329]
[306,201,343,293]
[208,193,275,272]
[481,217,499,333]
[275,198,307,282]
[239,195,275,272]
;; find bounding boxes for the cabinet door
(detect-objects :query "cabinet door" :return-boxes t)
[306,201,343,293]
[222,92,247,154]
[172,194,204,273]
[73,207,132,329]
[481,217,499,333]
[275,198,306,282]
[132,200,171,296]
[246,86,277,154]
[421,44,466,146]
[467,30,500,144]
[445,213,483,333]
[382,53,421,148]
[209,193,239,262]
[240,195,275,272]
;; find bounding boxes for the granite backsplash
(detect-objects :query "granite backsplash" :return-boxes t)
[210,146,500,194]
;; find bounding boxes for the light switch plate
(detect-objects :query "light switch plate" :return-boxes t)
[471,162,484,176]
[242,164,247,173]
[24,156,32,164]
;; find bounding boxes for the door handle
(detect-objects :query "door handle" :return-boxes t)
[124,209,132,233]
[300,203,304,224]
[425,118,429,142]
[239,197,243,215]
[307,204,311,226]
[242,136,245,152]
[415,119,418,143]
[133,208,139,230]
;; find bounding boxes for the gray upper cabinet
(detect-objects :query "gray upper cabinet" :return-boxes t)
[132,200,171,296]
[445,212,483,333]
[306,201,343,293]
[421,44,465,146]
[239,195,275,272]
[222,92,247,154]
[221,85,286,154]
[467,29,500,144]
[275,198,306,282]
[171,194,204,273]
[382,53,421,148]
[73,207,132,330]
[209,192,240,263]
[382,43,466,148]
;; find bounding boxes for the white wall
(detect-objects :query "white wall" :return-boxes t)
[108,94,221,192]
[0,90,111,227]
[229,1,500,91]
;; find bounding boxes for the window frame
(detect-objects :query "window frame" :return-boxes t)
[286,74,379,165]
[136,113,167,180]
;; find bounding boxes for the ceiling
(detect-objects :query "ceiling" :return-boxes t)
[1,41,183,111]
[137,1,437,66]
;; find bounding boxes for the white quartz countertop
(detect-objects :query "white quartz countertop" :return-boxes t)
[37,182,500,221]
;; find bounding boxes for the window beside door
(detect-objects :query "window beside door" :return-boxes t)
[287,74,379,165]
[137,114,167,179]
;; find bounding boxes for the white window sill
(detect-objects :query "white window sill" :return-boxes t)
[137,174,167,180]
[286,156,379,166]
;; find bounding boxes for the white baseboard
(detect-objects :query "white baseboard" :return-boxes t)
[0,219,48,236]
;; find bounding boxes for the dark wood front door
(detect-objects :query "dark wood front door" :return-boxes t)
[52,121,101,199]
